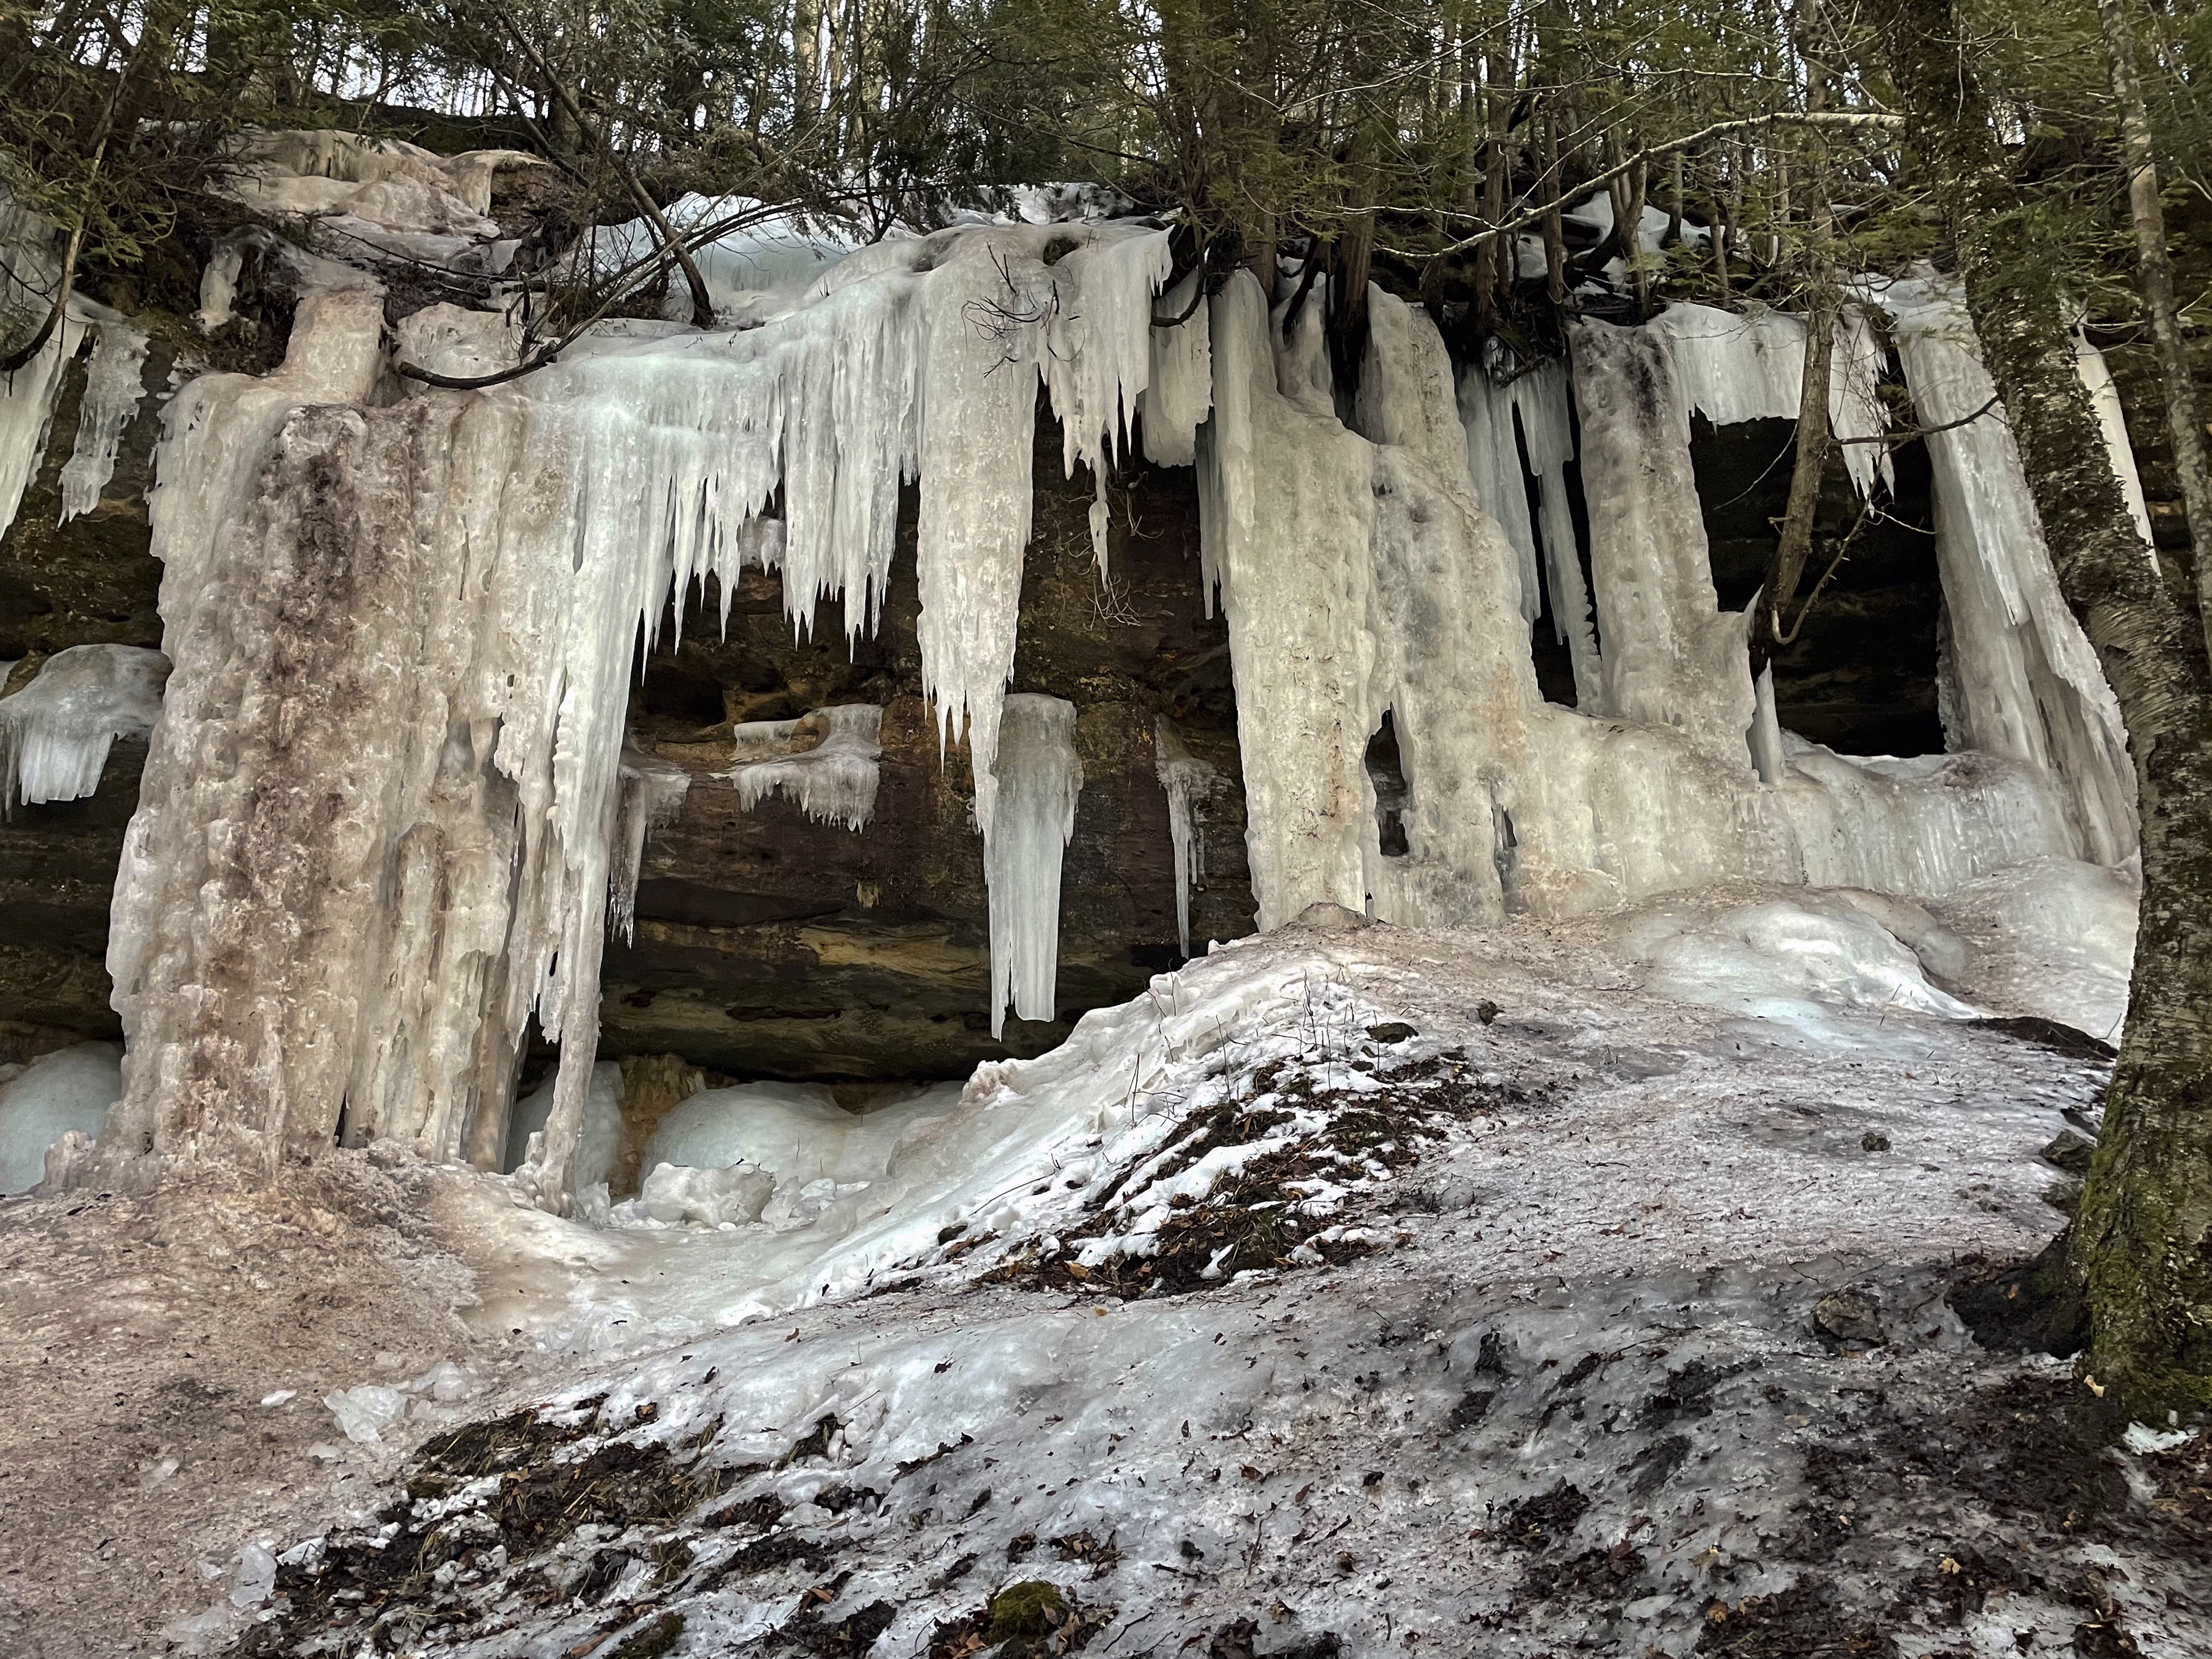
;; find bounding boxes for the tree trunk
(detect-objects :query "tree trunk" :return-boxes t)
[1891,0,2212,1430]
[2098,0,2212,657]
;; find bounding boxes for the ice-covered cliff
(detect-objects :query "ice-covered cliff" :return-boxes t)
[0,137,2152,1211]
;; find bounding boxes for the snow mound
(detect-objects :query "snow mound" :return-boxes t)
[0,1041,122,1192]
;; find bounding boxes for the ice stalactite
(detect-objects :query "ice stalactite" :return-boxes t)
[609,751,692,943]
[1879,277,2138,864]
[987,693,1082,1036]
[1456,357,1601,706]
[724,704,883,830]
[1153,717,1223,957]
[0,644,169,812]
[56,318,150,523]
[1567,317,1759,759]
[0,205,88,539]
[1140,271,1213,468]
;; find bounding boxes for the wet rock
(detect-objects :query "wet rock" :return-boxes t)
[2040,1128,2095,1175]
[1861,1131,1891,1152]
[1365,1022,1417,1045]
[1813,1288,1886,1347]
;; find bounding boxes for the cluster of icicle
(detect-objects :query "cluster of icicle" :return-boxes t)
[0,644,169,813]
[0,202,152,543]
[725,704,884,831]
[92,218,1193,1201]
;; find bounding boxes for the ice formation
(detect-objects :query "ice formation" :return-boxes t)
[609,750,691,942]
[1154,716,1223,955]
[504,1062,625,1194]
[987,693,1084,1034]
[81,140,2150,1209]
[55,316,150,523]
[723,704,883,830]
[0,1041,122,1191]
[0,644,169,810]
[1878,276,2138,865]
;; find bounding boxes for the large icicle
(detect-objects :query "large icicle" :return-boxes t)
[1140,271,1212,467]
[1879,276,2137,864]
[986,693,1082,1035]
[1153,716,1222,957]
[724,704,883,830]
[0,205,88,540]
[56,318,150,523]
[1510,359,1602,708]
[609,750,692,942]
[0,644,168,810]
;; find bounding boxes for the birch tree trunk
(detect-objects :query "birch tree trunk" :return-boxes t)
[2097,0,2212,659]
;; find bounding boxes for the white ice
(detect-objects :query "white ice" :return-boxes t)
[724,704,882,830]
[986,693,1083,1035]
[0,643,168,810]
[0,1041,121,1192]
[504,1062,625,1194]
[1153,715,1223,957]
[56,315,149,523]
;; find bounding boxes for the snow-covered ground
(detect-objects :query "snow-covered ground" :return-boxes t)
[20,883,2183,1659]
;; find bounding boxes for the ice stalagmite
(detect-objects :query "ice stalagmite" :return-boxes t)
[0,644,169,811]
[1879,277,2137,864]
[725,704,883,830]
[987,693,1083,1036]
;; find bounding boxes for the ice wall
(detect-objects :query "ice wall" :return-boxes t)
[1879,278,2137,864]
[725,704,883,831]
[987,693,1083,1035]
[0,644,169,811]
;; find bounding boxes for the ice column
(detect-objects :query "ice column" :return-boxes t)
[1511,359,1602,707]
[0,644,169,811]
[724,704,883,830]
[1567,317,1758,759]
[1153,717,1222,957]
[987,693,1082,1036]
[1881,278,2137,863]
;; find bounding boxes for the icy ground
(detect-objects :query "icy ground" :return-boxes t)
[5,886,2207,1658]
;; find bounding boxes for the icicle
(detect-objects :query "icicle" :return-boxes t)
[2071,329,2156,551]
[1510,359,1602,708]
[1140,271,1212,467]
[57,319,150,523]
[608,749,691,942]
[1648,301,1892,497]
[723,704,882,830]
[987,693,1082,1036]
[0,644,168,812]
[1568,317,1758,759]
[1455,366,1541,625]
[1153,716,1221,957]
[0,203,86,540]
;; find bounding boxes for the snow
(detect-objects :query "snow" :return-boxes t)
[1154,716,1223,956]
[0,643,169,810]
[0,1041,121,1192]
[724,704,882,830]
[986,693,1084,1034]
